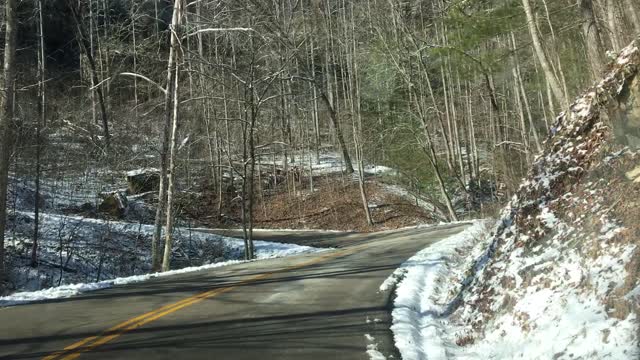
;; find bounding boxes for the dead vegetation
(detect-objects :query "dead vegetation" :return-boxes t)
[182,173,436,232]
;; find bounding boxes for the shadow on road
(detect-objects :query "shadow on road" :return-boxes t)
[0,223,469,360]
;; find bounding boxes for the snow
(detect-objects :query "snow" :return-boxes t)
[126,168,159,177]
[363,165,396,176]
[0,258,246,306]
[1,232,324,307]
[378,222,477,293]
[389,219,638,360]
[366,346,387,360]
[2,209,325,306]
[389,221,489,360]
[364,334,387,360]
[193,227,352,234]
[0,282,112,306]
[379,268,405,292]
[463,294,637,360]
[265,150,399,180]
[385,41,640,360]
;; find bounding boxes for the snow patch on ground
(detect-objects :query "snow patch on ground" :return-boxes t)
[0,258,248,306]
[379,221,477,292]
[364,334,387,360]
[1,240,323,306]
[2,211,325,306]
[379,266,406,292]
[389,221,490,360]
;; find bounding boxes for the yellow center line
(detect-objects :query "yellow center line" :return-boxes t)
[43,245,364,360]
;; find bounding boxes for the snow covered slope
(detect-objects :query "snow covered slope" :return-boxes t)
[390,40,640,359]
[2,211,323,304]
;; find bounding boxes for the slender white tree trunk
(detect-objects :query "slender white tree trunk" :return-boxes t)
[521,0,568,109]
[153,0,183,271]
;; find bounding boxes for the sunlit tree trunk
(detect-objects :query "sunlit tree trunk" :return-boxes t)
[153,0,182,271]
[521,0,568,109]
[161,0,185,272]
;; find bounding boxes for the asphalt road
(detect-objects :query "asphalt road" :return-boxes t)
[0,223,469,360]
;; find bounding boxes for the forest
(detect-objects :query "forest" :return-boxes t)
[0,0,639,292]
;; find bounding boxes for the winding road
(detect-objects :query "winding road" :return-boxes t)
[0,224,469,360]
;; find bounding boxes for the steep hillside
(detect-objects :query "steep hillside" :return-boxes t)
[390,39,640,359]
[456,39,640,358]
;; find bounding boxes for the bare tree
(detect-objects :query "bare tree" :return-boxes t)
[0,0,18,287]
[32,0,47,267]
[580,0,606,79]
[158,0,185,272]
[521,0,569,109]
[622,0,640,36]
[68,0,111,149]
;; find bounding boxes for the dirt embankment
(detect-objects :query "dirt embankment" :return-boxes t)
[186,174,437,232]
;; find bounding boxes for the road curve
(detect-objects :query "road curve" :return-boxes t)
[0,223,469,360]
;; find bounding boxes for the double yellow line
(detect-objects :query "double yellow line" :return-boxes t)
[42,247,357,360]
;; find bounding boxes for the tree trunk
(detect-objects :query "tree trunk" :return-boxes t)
[622,0,640,35]
[32,0,47,267]
[162,64,181,272]
[153,0,181,271]
[580,0,606,80]
[0,0,17,287]
[69,2,111,149]
[521,0,569,109]
[605,0,621,50]
[161,0,185,272]
[318,89,354,174]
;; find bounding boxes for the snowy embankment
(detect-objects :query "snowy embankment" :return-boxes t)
[2,211,323,307]
[387,40,640,360]
[0,259,243,307]
[386,221,490,360]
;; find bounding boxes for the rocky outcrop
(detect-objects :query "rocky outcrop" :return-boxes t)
[610,72,640,148]
[125,169,160,195]
[98,191,128,217]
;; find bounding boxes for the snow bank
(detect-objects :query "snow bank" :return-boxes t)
[388,221,490,360]
[0,259,244,306]
[2,210,324,306]
[1,237,323,307]
[126,168,159,177]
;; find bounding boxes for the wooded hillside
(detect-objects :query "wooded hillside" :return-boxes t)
[0,0,638,286]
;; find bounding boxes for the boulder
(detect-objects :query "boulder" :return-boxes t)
[98,191,128,218]
[610,74,640,148]
[126,168,160,195]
